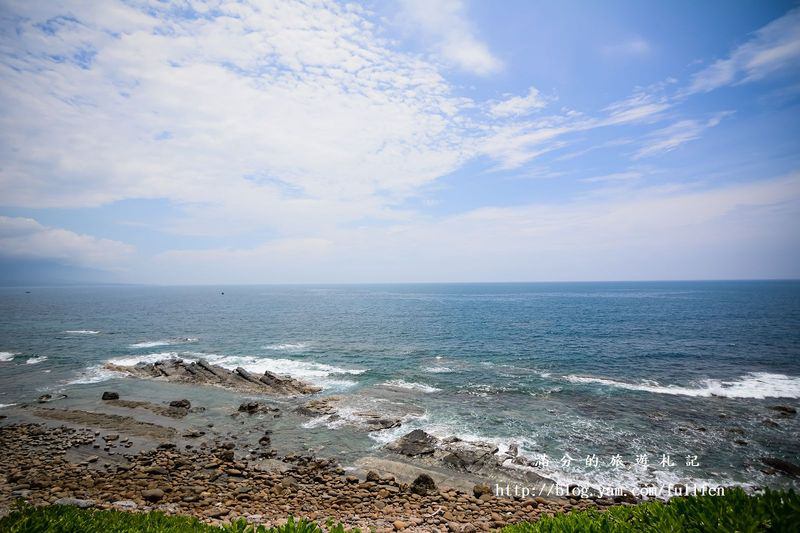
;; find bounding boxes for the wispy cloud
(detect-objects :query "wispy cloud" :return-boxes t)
[488,87,549,118]
[580,171,643,184]
[398,0,502,75]
[602,37,652,58]
[633,112,732,159]
[688,7,800,93]
[0,216,134,270]
[142,173,800,283]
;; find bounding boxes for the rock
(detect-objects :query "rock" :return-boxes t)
[112,500,137,510]
[54,497,95,508]
[393,520,406,530]
[103,433,120,442]
[762,419,780,428]
[238,401,277,414]
[169,399,191,409]
[366,470,381,483]
[441,440,499,471]
[409,473,436,496]
[473,484,492,498]
[104,358,320,395]
[101,391,119,400]
[385,429,438,457]
[770,405,797,416]
[37,394,52,403]
[762,458,800,477]
[142,488,165,502]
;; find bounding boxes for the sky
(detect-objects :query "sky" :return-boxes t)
[0,0,799,284]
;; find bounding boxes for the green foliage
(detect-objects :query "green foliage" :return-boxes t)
[502,488,800,533]
[2,489,796,533]
[0,503,360,533]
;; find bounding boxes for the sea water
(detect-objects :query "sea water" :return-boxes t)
[1,281,798,492]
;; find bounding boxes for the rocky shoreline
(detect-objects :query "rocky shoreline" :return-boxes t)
[0,386,630,532]
[0,420,624,532]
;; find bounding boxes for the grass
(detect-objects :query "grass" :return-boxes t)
[1,488,797,532]
[0,504,358,533]
[502,488,800,532]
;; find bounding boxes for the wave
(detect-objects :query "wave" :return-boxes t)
[204,354,363,389]
[26,356,47,365]
[263,342,309,352]
[64,330,99,335]
[129,338,197,349]
[0,351,18,362]
[380,379,441,393]
[564,372,800,399]
[424,366,453,373]
[79,351,364,390]
[0,403,16,409]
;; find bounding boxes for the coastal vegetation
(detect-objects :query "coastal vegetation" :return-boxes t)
[2,488,798,532]
[501,487,800,532]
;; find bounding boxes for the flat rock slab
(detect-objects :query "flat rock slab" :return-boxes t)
[105,358,321,395]
[32,408,176,440]
[105,399,189,419]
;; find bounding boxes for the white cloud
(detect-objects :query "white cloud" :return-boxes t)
[580,171,643,183]
[398,0,502,75]
[0,0,473,218]
[689,7,800,93]
[0,216,134,270]
[602,37,651,58]
[489,87,548,118]
[634,112,731,159]
[141,174,800,283]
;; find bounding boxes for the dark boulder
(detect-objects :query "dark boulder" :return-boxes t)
[409,473,437,496]
[385,429,438,456]
[101,391,119,400]
[762,458,800,477]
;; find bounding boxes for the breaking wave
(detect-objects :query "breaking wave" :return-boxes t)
[564,372,800,399]
[380,379,441,393]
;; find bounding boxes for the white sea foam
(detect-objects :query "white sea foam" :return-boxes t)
[64,330,99,335]
[380,379,441,393]
[108,352,183,366]
[129,338,197,349]
[26,356,47,365]
[0,351,17,362]
[80,351,364,390]
[0,403,16,409]
[263,342,309,352]
[205,354,363,389]
[424,366,453,373]
[564,372,800,399]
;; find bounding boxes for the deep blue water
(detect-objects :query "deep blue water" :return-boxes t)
[1,281,799,490]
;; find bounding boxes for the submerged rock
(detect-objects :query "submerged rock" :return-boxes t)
[238,401,279,415]
[762,458,800,477]
[770,405,797,417]
[104,358,321,395]
[169,399,191,409]
[101,391,119,400]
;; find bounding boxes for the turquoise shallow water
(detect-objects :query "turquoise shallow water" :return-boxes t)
[1,281,798,491]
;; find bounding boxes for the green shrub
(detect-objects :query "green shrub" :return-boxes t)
[0,503,360,533]
[502,488,800,532]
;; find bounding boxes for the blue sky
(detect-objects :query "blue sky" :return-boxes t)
[0,0,799,284]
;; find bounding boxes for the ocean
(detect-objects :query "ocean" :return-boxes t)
[1,281,798,493]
